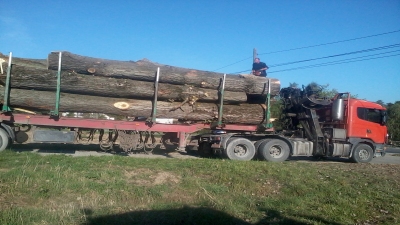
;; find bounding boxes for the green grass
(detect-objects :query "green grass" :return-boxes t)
[0,150,399,225]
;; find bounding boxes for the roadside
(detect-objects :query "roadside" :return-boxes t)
[9,143,400,164]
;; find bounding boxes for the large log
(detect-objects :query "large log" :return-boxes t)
[0,87,265,124]
[47,51,281,95]
[0,64,247,103]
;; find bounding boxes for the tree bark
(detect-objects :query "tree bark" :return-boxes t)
[47,51,280,95]
[1,64,247,103]
[0,87,265,124]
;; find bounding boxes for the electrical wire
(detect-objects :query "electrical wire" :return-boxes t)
[268,52,400,73]
[258,29,400,55]
[229,46,400,74]
[212,56,252,72]
[269,43,400,67]
[213,29,400,72]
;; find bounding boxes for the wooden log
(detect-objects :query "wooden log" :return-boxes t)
[0,64,247,103]
[0,52,47,69]
[47,51,281,95]
[0,87,265,124]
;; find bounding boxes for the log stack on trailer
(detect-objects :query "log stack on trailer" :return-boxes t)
[0,51,280,124]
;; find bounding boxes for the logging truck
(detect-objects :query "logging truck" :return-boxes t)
[0,52,388,163]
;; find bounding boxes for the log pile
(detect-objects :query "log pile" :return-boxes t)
[0,52,280,124]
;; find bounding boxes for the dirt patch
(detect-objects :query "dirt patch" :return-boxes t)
[152,171,180,185]
[124,168,181,186]
[0,168,11,172]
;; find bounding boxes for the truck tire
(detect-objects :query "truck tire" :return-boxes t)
[224,138,255,161]
[0,128,10,152]
[254,139,270,159]
[258,139,290,162]
[351,144,373,163]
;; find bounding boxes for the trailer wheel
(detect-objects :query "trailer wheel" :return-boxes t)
[351,144,373,163]
[258,139,290,162]
[224,138,255,161]
[0,128,10,152]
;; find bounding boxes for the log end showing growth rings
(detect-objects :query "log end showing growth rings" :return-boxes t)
[87,68,96,74]
[114,102,130,110]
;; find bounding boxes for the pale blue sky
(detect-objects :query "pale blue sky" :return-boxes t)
[1,1,399,104]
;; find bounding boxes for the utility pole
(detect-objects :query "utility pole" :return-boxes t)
[253,48,257,61]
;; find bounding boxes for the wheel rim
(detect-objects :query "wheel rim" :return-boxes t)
[269,145,283,158]
[358,149,370,161]
[233,144,247,157]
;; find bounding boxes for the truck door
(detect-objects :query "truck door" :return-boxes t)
[351,107,387,144]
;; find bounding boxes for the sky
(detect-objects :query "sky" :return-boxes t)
[1,0,399,104]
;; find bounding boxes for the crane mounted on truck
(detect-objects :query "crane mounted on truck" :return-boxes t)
[0,52,388,163]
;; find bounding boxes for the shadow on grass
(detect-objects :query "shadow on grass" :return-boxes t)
[10,142,354,163]
[9,142,200,158]
[81,206,342,225]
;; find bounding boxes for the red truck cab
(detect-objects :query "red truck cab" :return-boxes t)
[347,99,388,145]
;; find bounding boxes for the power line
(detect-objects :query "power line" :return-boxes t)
[213,29,400,71]
[258,29,400,55]
[307,49,400,66]
[212,56,252,72]
[269,43,400,67]
[268,52,400,74]
[229,44,400,74]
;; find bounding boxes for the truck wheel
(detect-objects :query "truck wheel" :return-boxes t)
[351,144,373,163]
[198,142,212,157]
[258,139,290,162]
[0,128,10,152]
[254,139,270,159]
[224,138,255,161]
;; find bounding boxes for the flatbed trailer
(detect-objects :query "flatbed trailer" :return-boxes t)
[0,112,267,152]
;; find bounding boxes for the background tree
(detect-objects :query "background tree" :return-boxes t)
[376,100,386,107]
[387,101,400,141]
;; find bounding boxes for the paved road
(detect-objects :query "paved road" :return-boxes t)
[370,147,400,164]
[387,147,400,153]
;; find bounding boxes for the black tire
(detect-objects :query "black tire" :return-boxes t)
[351,144,373,163]
[0,128,10,152]
[224,138,255,161]
[254,139,270,159]
[198,142,212,158]
[258,139,290,162]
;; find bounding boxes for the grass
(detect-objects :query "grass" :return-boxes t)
[0,150,399,225]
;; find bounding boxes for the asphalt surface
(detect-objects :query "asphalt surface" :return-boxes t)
[387,147,400,154]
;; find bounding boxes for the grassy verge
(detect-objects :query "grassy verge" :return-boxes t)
[0,150,399,225]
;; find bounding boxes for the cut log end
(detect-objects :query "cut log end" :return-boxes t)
[87,68,96,74]
[113,102,130,110]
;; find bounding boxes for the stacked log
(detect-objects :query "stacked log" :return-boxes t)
[0,52,280,124]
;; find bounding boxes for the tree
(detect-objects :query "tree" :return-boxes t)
[289,82,299,88]
[304,82,338,99]
[376,100,386,107]
[387,101,400,141]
